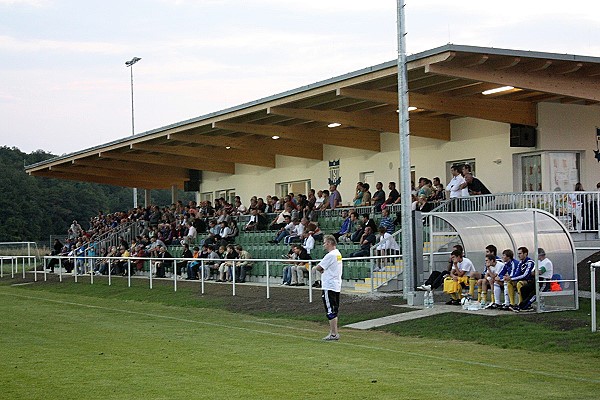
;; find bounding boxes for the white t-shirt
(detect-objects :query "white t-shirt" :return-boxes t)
[446,175,466,198]
[453,257,476,274]
[320,248,343,292]
[376,232,400,251]
[303,235,315,254]
[538,258,553,279]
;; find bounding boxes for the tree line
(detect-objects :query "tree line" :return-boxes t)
[0,146,193,242]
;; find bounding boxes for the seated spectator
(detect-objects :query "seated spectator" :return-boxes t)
[186,246,201,280]
[374,226,400,271]
[348,226,376,259]
[478,253,504,308]
[290,243,312,286]
[269,204,292,230]
[245,208,266,231]
[270,215,294,244]
[202,219,220,246]
[132,244,147,275]
[337,211,359,243]
[285,217,307,244]
[417,244,463,291]
[281,245,296,286]
[332,209,351,241]
[504,246,535,312]
[378,208,395,234]
[443,249,476,305]
[217,244,238,282]
[203,245,222,280]
[217,220,234,246]
[180,221,197,246]
[319,190,330,211]
[234,245,253,283]
[153,245,173,278]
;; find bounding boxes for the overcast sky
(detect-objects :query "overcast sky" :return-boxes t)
[1,0,599,155]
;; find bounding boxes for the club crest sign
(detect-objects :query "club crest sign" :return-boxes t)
[328,159,341,186]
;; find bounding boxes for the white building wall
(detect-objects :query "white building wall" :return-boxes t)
[198,103,600,204]
[537,102,600,191]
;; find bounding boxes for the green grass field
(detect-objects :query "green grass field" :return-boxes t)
[1,278,599,399]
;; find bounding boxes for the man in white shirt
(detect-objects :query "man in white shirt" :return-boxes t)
[443,249,476,305]
[180,221,197,246]
[316,235,343,341]
[446,164,466,198]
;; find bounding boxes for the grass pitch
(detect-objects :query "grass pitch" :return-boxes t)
[0,279,599,399]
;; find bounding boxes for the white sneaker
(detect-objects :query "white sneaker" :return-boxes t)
[322,334,340,341]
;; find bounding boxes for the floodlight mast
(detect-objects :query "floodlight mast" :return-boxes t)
[126,57,141,208]
[396,0,414,299]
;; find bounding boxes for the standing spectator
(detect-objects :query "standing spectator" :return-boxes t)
[446,165,466,198]
[317,235,343,341]
[372,181,386,212]
[329,185,342,209]
[383,182,400,206]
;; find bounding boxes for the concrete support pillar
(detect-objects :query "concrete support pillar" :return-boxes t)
[171,185,177,204]
[144,189,151,208]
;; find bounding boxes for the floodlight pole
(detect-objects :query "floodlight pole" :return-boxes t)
[126,57,141,208]
[397,0,414,299]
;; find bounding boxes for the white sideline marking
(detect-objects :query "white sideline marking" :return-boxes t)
[2,290,599,384]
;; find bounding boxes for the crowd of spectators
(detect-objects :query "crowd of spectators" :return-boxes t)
[47,166,491,279]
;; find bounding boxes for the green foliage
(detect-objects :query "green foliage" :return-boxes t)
[0,146,195,242]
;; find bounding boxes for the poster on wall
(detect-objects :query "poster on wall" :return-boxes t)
[550,153,579,191]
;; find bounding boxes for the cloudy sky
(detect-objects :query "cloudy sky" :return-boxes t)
[1,0,599,155]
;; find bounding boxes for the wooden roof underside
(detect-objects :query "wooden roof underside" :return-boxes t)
[27,47,600,189]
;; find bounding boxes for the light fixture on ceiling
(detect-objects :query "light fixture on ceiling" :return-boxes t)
[482,86,514,95]
[327,122,341,128]
[272,135,280,140]
[397,107,418,112]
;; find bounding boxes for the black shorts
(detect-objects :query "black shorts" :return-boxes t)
[322,289,340,320]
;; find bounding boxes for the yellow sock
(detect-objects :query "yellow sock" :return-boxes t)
[491,292,495,303]
[477,290,482,301]
[507,282,516,305]
[469,279,476,297]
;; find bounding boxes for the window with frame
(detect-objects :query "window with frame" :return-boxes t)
[277,179,311,198]
[445,158,476,184]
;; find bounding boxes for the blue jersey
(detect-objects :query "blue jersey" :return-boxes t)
[512,257,535,281]
[498,258,518,279]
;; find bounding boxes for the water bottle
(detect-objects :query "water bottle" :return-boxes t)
[428,291,434,308]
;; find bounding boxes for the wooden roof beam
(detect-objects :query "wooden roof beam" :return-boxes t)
[337,88,536,125]
[214,121,381,152]
[131,143,276,168]
[99,151,235,174]
[73,158,189,178]
[168,133,322,160]
[32,169,175,189]
[51,164,186,182]
[425,62,600,101]
[268,106,450,141]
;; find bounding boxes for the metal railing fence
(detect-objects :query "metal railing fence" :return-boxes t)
[37,253,402,301]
